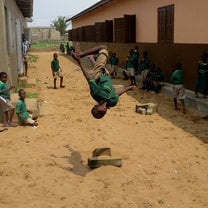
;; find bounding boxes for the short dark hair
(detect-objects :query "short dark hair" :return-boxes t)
[0,72,7,78]
[91,106,107,119]
[18,89,25,96]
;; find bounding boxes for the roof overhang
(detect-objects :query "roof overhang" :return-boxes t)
[16,0,33,17]
[66,0,112,22]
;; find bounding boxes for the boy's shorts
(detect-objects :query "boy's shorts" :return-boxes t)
[25,114,35,124]
[92,49,109,80]
[0,97,15,112]
[111,65,118,73]
[173,84,186,99]
[53,71,63,79]
[127,68,135,76]
[141,69,149,82]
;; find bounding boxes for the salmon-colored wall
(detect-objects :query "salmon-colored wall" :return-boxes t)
[72,0,208,44]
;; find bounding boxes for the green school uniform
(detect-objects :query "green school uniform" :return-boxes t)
[195,61,208,91]
[126,55,135,68]
[110,56,118,66]
[16,99,29,123]
[171,70,184,85]
[0,81,10,99]
[88,75,119,107]
[51,59,60,72]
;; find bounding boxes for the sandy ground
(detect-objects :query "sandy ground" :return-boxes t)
[0,51,208,208]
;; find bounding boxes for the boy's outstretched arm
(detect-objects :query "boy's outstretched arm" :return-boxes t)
[117,85,136,96]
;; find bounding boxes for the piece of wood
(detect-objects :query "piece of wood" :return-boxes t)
[88,157,122,168]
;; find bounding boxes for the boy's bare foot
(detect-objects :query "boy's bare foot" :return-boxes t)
[60,85,65,88]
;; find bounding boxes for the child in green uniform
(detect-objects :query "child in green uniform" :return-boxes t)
[126,49,137,86]
[51,53,65,89]
[16,89,38,126]
[139,51,150,90]
[195,52,208,98]
[109,52,119,79]
[72,44,135,119]
[171,63,186,114]
[0,72,17,127]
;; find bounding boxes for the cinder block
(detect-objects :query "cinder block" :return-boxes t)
[92,147,111,157]
[136,103,158,115]
[146,103,158,115]
[137,107,146,115]
[88,157,122,168]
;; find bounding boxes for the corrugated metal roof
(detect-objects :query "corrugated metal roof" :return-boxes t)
[66,0,112,22]
[16,0,33,17]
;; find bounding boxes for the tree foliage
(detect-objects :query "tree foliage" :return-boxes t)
[51,16,69,36]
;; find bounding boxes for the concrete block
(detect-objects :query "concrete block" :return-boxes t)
[92,148,111,157]
[136,103,158,115]
[146,103,158,115]
[137,107,147,115]
[88,157,122,168]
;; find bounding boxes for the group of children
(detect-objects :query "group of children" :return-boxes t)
[0,72,37,128]
[59,42,74,55]
[1,43,207,127]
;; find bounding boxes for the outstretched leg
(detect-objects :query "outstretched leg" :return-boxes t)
[74,43,107,58]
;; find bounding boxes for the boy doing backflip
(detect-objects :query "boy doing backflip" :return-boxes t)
[72,44,135,119]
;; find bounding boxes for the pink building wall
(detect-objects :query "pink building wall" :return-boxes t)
[72,0,208,44]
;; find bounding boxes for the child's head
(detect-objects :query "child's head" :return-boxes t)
[18,89,26,99]
[0,72,8,83]
[201,52,208,62]
[91,105,107,119]
[53,53,58,59]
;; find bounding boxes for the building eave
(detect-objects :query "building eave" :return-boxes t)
[66,0,113,22]
[16,0,33,17]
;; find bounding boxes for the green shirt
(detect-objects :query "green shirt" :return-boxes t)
[51,59,60,72]
[140,57,149,71]
[0,81,10,99]
[88,75,119,107]
[171,70,184,85]
[198,61,208,74]
[126,54,136,68]
[110,56,118,65]
[16,99,29,120]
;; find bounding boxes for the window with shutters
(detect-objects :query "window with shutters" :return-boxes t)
[158,4,174,43]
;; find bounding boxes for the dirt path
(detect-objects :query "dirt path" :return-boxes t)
[0,51,208,208]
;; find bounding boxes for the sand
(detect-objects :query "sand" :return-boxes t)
[0,51,208,208]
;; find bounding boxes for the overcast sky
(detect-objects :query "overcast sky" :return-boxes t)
[28,0,100,27]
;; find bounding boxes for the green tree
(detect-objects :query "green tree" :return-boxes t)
[51,16,69,36]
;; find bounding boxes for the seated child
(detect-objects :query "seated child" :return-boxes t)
[0,72,17,127]
[16,89,38,126]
